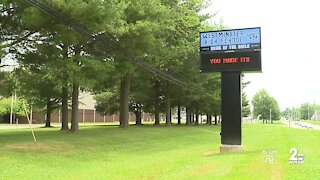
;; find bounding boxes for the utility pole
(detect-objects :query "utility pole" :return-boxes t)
[10,94,14,124]
[314,99,316,123]
[30,103,33,124]
[270,108,272,123]
[10,69,17,124]
[289,109,291,127]
[308,103,310,120]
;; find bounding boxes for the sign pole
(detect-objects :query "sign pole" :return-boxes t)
[199,27,261,153]
[220,71,242,152]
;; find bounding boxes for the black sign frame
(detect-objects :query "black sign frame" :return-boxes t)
[200,27,261,72]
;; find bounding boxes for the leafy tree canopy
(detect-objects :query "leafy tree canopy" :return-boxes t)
[252,89,280,121]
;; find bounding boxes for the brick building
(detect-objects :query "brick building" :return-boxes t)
[31,92,154,124]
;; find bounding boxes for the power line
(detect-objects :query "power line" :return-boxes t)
[22,0,209,94]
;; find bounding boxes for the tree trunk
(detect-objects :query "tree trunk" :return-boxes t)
[214,114,218,125]
[195,113,199,125]
[135,111,142,125]
[154,80,160,126]
[207,114,212,125]
[165,81,171,126]
[154,109,160,125]
[177,105,181,125]
[61,84,69,131]
[191,112,194,123]
[195,107,199,125]
[119,75,130,128]
[71,82,79,132]
[45,98,52,128]
[186,107,191,125]
[190,107,194,123]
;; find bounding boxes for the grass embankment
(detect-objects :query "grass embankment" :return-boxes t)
[0,123,319,179]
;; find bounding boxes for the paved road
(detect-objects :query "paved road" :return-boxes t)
[282,120,320,130]
[0,124,43,130]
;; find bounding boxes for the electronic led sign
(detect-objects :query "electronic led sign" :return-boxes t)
[200,27,261,72]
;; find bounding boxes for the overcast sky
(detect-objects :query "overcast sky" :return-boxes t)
[208,0,320,110]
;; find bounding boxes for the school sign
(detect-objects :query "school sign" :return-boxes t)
[200,27,261,72]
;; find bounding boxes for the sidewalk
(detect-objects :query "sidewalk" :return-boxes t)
[282,120,320,130]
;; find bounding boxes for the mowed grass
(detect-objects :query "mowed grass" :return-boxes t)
[0,123,320,179]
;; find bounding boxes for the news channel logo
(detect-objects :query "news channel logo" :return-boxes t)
[289,148,304,164]
[263,148,304,165]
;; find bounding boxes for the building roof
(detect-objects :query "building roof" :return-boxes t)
[78,92,96,110]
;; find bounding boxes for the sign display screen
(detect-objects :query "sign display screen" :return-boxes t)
[200,27,261,72]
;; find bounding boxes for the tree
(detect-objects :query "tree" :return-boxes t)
[94,71,153,126]
[252,89,280,123]
[299,102,317,120]
[1,0,70,129]
[196,73,221,125]
[129,71,154,125]
[149,0,217,126]
[0,70,30,123]
[242,92,251,117]
[283,103,320,120]
[282,107,291,120]
[0,97,29,122]
[2,0,225,130]
[242,78,251,118]
[94,92,119,116]
[113,0,169,128]
[14,67,61,128]
[6,0,123,132]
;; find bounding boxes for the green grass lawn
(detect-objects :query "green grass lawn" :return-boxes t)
[0,123,319,179]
